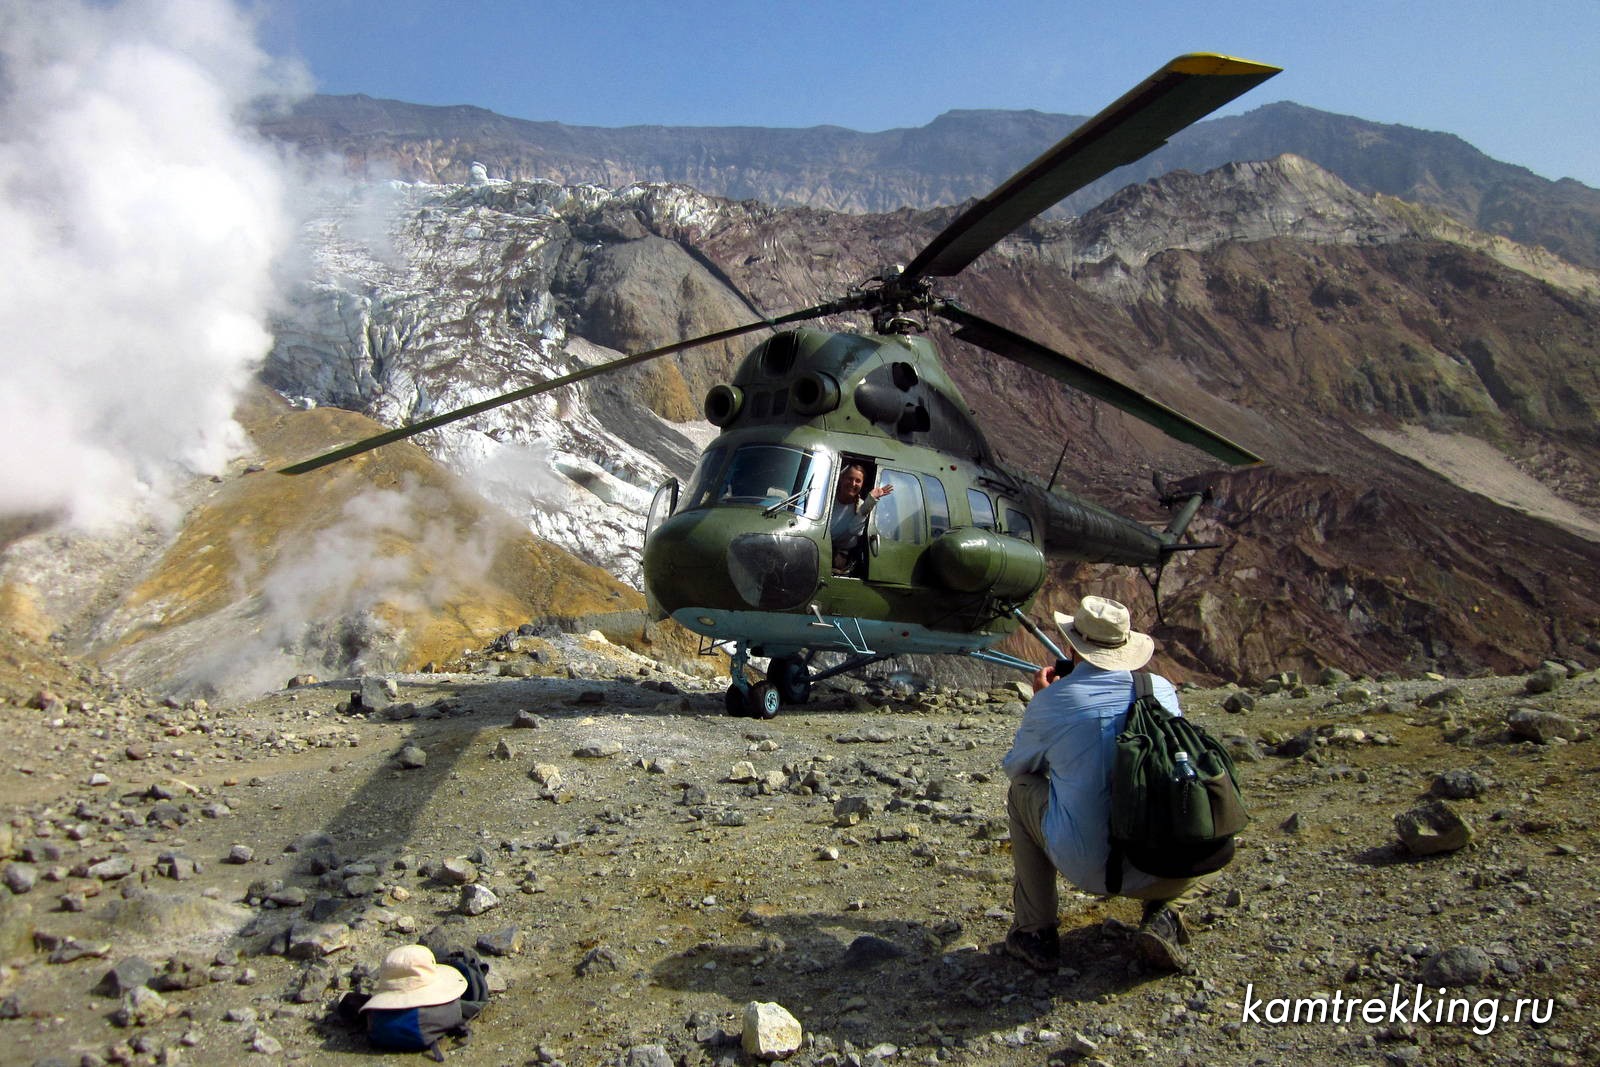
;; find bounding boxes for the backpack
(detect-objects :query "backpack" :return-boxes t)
[1105,672,1248,894]
[339,949,492,1061]
[436,949,490,1021]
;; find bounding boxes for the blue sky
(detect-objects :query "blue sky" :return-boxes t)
[261,0,1600,188]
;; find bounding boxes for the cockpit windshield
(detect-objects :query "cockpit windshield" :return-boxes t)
[708,444,831,519]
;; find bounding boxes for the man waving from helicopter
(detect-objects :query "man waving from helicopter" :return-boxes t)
[829,463,892,576]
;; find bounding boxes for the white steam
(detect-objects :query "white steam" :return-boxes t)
[0,0,304,528]
[183,481,509,699]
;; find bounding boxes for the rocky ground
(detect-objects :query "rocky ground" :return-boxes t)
[0,627,1596,1067]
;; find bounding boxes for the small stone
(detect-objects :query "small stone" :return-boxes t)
[343,875,379,897]
[573,741,622,758]
[440,857,478,885]
[114,987,169,1027]
[742,1001,803,1060]
[576,945,624,976]
[86,856,134,881]
[290,959,337,1003]
[510,711,541,729]
[3,863,38,894]
[840,935,906,969]
[151,955,207,992]
[491,739,516,760]
[728,761,758,783]
[249,1030,283,1055]
[623,1045,673,1067]
[267,886,307,907]
[1420,945,1492,987]
[396,745,427,769]
[155,853,199,881]
[356,676,397,711]
[1279,812,1302,833]
[98,957,156,997]
[1395,800,1473,856]
[225,845,254,864]
[1507,708,1579,743]
[285,921,350,959]
[476,926,522,957]
[459,883,500,916]
[833,796,873,827]
[1523,669,1561,695]
[1430,769,1490,800]
[1221,692,1254,714]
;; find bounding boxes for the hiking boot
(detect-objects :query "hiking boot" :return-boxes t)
[1139,901,1192,945]
[1004,927,1060,972]
[1133,907,1191,972]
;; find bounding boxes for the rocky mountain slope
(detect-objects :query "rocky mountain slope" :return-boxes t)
[245,151,1600,693]
[260,95,1600,269]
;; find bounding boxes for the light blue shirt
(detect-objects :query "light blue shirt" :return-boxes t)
[1002,661,1183,895]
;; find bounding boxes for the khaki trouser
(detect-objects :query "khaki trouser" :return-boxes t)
[1008,772,1211,934]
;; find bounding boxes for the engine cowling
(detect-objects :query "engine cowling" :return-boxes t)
[928,527,1046,600]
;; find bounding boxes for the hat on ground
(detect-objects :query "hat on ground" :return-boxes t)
[360,945,468,1011]
[1052,596,1154,672]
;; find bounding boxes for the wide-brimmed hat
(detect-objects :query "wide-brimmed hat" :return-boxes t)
[1052,596,1154,671]
[360,945,468,1011]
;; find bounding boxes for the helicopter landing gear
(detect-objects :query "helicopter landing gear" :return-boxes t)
[723,642,781,719]
[724,681,779,719]
[767,655,812,705]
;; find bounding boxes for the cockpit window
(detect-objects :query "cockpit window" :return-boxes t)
[682,445,728,511]
[713,444,832,520]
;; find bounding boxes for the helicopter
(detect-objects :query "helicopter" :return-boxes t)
[283,53,1280,718]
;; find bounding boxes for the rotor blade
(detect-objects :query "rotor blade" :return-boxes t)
[902,53,1279,284]
[279,302,842,475]
[935,302,1260,466]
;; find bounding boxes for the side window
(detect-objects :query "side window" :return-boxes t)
[1003,507,1035,544]
[874,470,925,544]
[919,475,950,538]
[967,488,995,531]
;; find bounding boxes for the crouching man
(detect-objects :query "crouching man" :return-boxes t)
[1002,596,1210,972]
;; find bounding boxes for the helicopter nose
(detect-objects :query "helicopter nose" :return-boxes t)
[727,533,819,610]
[644,514,820,614]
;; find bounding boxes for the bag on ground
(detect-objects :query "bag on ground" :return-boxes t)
[357,944,492,1060]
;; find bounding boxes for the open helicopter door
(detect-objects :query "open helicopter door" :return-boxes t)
[864,468,929,586]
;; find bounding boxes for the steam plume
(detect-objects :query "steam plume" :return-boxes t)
[0,0,304,527]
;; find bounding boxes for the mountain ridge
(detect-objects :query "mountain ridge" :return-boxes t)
[260,94,1600,269]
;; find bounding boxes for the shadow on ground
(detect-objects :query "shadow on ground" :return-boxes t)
[651,908,1166,1052]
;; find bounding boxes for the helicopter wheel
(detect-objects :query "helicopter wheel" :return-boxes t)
[724,685,747,717]
[746,682,781,720]
[768,656,812,705]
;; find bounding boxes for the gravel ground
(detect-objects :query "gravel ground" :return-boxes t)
[1,631,1596,1066]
